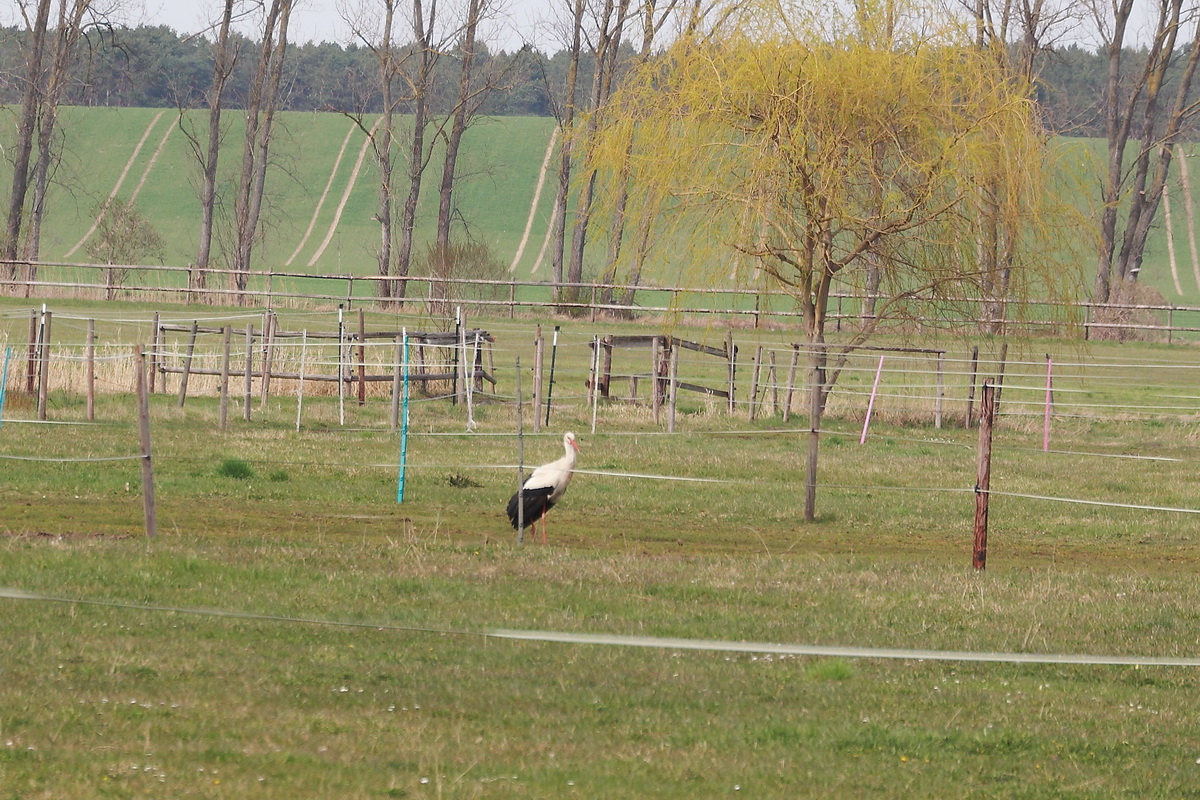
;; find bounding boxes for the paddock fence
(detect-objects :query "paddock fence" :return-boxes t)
[5,259,1200,342]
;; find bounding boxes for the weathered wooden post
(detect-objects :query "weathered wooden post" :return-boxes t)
[220,326,231,429]
[965,345,979,428]
[357,308,367,406]
[135,346,157,539]
[590,336,600,435]
[651,336,662,425]
[25,309,37,394]
[768,350,779,416]
[994,341,1008,416]
[36,310,50,421]
[296,330,308,432]
[243,324,253,422]
[600,335,613,399]
[783,344,799,423]
[726,330,737,414]
[516,356,525,546]
[260,311,276,408]
[533,325,544,433]
[935,352,944,429]
[177,320,199,407]
[149,312,159,393]
[973,381,995,571]
[667,342,679,433]
[86,319,95,422]
[748,346,762,421]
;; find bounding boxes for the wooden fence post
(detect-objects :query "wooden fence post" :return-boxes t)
[24,309,37,394]
[149,312,159,394]
[748,346,762,420]
[220,326,231,429]
[651,336,662,425]
[391,334,403,429]
[516,355,525,546]
[768,350,779,416]
[357,307,367,406]
[726,330,737,413]
[261,311,276,408]
[783,344,799,423]
[935,352,944,429]
[243,324,253,422]
[965,345,979,428]
[601,335,613,398]
[667,342,679,433]
[533,326,544,433]
[135,346,157,539]
[973,381,995,570]
[37,310,51,421]
[994,341,1009,416]
[86,319,95,422]
[177,320,198,407]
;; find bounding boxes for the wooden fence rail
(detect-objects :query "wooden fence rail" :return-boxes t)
[5,259,1200,341]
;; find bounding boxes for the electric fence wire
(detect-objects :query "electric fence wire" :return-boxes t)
[3,586,1200,668]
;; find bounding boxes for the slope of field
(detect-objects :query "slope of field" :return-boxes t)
[0,108,559,281]
[1,106,1197,307]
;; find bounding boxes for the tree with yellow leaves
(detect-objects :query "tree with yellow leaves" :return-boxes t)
[588,0,1080,520]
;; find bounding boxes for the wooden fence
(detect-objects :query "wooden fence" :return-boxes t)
[5,259,1200,341]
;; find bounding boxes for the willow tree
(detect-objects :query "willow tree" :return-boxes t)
[589,0,1077,520]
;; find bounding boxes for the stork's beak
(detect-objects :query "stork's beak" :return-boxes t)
[571,439,580,451]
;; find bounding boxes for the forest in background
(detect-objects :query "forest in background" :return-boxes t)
[0,23,1179,138]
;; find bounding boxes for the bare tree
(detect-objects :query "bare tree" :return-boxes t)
[340,0,409,302]
[395,0,443,302]
[562,0,632,307]
[3,0,53,280]
[548,0,586,303]
[175,0,242,299]
[184,0,240,297]
[1091,0,1200,305]
[963,0,1079,330]
[598,0,681,309]
[231,0,293,296]
[24,0,93,275]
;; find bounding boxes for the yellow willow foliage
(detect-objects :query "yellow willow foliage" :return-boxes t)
[585,0,1083,333]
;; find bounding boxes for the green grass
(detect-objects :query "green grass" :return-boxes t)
[5,298,1200,796]
[3,106,1199,313]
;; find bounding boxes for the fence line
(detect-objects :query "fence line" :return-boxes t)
[6,586,1199,667]
[7,258,1200,339]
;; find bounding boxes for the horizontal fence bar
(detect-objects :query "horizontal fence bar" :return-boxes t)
[4,259,1200,339]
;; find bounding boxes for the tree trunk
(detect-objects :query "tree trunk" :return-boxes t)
[434,0,483,253]
[565,0,630,301]
[394,0,438,302]
[600,0,675,309]
[1091,1,1200,303]
[3,0,52,275]
[375,0,397,302]
[232,0,291,296]
[550,0,585,305]
[194,0,236,297]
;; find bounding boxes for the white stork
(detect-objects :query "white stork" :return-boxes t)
[507,432,579,543]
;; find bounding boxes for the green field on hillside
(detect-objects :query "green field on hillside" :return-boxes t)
[2,107,1199,310]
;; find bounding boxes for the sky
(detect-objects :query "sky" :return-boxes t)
[134,0,554,53]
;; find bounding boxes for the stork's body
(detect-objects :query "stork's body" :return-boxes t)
[507,432,579,543]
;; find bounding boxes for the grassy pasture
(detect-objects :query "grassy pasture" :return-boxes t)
[7,106,1200,315]
[4,298,1200,797]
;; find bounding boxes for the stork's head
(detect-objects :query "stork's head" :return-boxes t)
[564,432,579,452]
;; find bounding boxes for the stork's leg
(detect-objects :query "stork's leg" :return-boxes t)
[541,514,548,545]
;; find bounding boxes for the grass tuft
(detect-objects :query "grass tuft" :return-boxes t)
[216,458,255,480]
